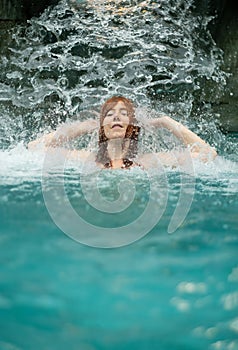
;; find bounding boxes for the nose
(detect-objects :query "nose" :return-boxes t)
[113,113,120,121]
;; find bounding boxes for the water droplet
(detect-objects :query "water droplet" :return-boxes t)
[58,77,69,88]
[165,81,172,90]
[185,76,193,83]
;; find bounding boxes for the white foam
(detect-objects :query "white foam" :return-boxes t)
[0,143,237,189]
[0,143,45,185]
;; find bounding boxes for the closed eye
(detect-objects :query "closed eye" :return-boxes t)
[105,109,128,118]
[106,111,114,117]
[120,109,128,116]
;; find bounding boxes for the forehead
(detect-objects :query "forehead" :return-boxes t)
[108,101,127,110]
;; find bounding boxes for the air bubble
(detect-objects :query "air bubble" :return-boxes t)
[165,81,172,89]
[185,76,193,83]
[58,77,69,88]
[171,38,179,46]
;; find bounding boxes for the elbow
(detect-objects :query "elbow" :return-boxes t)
[204,145,217,160]
[191,146,217,163]
[201,147,218,162]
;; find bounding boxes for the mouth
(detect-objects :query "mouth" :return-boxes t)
[111,123,123,129]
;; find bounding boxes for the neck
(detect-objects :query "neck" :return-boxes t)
[107,138,128,160]
[106,138,129,169]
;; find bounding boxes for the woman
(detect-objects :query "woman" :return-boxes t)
[28,96,217,168]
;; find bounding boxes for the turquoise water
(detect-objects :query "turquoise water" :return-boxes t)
[0,146,238,350]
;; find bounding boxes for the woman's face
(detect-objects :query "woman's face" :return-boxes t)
[102,101,130,140]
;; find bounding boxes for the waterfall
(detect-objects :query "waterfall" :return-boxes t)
[0,0,235,156]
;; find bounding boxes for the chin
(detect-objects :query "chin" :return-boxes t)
[106,130,126,139]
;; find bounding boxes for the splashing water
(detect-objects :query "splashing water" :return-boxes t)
[0,0,233,151]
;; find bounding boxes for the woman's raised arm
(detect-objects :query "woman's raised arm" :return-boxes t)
[28,119,98,150]
[150,116,217,161]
